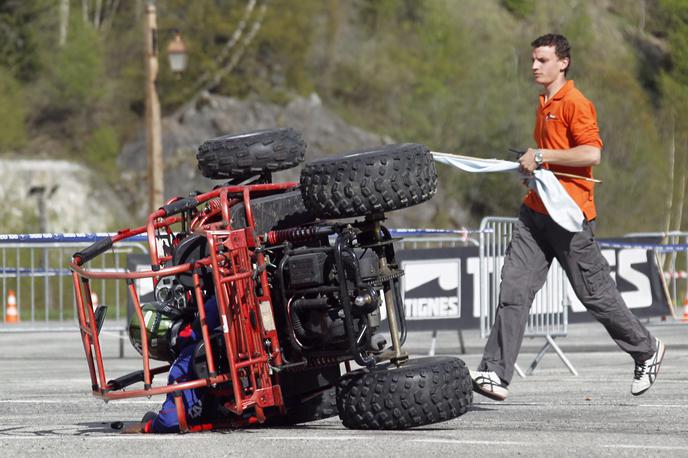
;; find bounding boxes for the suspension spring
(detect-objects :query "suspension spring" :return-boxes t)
[305,356,339,368]
[267,226,319,245]
[207,197,222,211]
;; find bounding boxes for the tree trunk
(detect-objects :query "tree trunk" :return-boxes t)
[82,0,89,24]
[144,4,163,212]
[59,0,69,46]
[189,0,257,94]
[664,114,676,235]
[674,139,687,232]
[206,1,268,93]
[94,0,102,29]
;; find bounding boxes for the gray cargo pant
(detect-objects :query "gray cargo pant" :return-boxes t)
[478,205,656,384]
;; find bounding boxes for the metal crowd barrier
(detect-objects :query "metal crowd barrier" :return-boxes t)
[479,217,576,377]
[0,230,477,330]
[0,234,147,337]
[3,227,682,367]
[392,228,482,356]
[393,228,480,249]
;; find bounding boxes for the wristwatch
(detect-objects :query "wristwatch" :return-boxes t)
[534,150,544,167]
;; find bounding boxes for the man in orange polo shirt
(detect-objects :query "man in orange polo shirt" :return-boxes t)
[470,34,666,400]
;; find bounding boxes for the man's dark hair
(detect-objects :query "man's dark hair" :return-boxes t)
[531,34,571,75]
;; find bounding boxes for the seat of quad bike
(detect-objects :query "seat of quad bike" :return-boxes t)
[229,188,316,234]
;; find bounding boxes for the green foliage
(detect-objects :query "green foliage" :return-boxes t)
[154,0,244,106]
[655,0,688,231]
[501,0,534,18]
[320,0,537,225]
[658,0,688,26]
[356,0,427,33]
[0,69,27,150]
[308,0,686,233]
[83,126,119,178]
[667,23,688,85]
[47,18,105,111]
[248,0,323,96]
[1,0,687,233]
[2,199,38,233]
[154,0,327,105]
[0,0,46,81]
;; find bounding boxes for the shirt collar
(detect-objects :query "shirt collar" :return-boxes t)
[540,80,574,107]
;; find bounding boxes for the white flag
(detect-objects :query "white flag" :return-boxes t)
[431,152,584,232]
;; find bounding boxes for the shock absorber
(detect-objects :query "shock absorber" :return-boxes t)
[306,356,339,368]
[207,197,222,211]
[266,225,335,245]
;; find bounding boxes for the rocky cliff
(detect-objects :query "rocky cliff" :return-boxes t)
[119,92,467,228]
[4,93,467,234]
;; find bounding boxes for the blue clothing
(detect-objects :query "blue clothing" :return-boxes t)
[150,345,208,433]
[149,297,220,433]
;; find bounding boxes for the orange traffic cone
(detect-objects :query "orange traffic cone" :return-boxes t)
[5,290,18,323]
[682,294,688,322]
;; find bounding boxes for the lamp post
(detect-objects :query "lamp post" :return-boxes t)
[28,185,58,320]
[144,3,163,214]
[144,6,189,214]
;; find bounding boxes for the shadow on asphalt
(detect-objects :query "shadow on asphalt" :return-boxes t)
[467,405,495,412]
[75,421,125,434]
[57,409,492,436]
[0,422,122,437]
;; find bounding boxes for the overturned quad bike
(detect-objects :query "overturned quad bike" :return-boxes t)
[70,128,473,431]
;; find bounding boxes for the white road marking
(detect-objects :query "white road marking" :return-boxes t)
[1,435,686,450]
[637,404,688,408]
[0,400,73,404]
[474,401,688,408]
[1,434,371,441]
[412,439,688,450]
[259,435,378,441]
[603,445,688,451]
[412,439,530,446]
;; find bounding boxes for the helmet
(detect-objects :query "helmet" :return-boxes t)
[128,302,185,362]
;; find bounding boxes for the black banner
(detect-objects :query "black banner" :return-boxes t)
[127,241,670,331]
[394,241,670,331]
[394,246,480,331]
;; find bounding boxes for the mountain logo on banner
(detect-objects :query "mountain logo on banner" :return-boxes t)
[401,259,461,320]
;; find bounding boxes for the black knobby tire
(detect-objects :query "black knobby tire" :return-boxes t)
[299,143,437,219]
[336,356,472,430]
[196,128,306,179]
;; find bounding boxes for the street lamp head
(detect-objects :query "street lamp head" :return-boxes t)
[167,31,188,74]
[28,186,46,197]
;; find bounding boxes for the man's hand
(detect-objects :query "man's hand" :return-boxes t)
[518,148,539,174]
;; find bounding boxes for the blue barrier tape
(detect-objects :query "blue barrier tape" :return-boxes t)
[389,228,490,237]
[0,231,685,251]
[597,241,688,252]
[0,267,86,275]
[0,229,485,244]
[0,233,148,243]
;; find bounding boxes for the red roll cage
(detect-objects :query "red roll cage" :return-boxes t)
[70,181,300,429]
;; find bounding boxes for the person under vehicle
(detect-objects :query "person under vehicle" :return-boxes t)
[123,296,227,433]
[470,33,666,401]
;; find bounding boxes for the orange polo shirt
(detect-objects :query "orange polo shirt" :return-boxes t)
[523,80,603,221]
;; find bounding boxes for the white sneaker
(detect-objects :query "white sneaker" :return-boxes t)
[470,370,508,401]
[631,338,666,396]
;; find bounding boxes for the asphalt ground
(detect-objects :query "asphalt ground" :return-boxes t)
[1,320,687,457]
